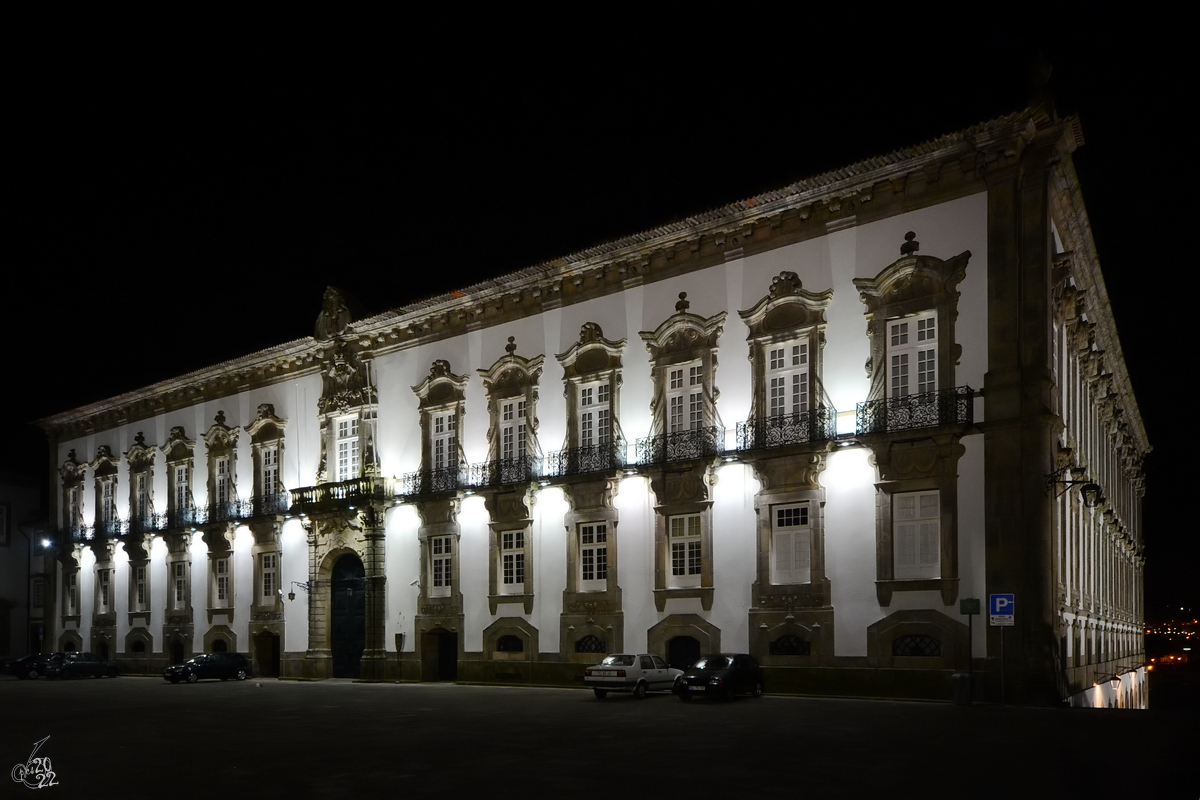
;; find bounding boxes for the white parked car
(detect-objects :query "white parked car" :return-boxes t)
[583,653,683,699]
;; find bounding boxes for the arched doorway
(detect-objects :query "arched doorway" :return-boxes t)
[331,553,366,678]
[421,629,458,681]
[668,636,701,671]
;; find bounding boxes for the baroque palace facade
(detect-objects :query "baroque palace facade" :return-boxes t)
[37,105,1148,707]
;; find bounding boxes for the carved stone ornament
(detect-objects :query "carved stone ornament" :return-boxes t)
[556,322,626,380]
[642,293,726,361]
[202,411,239,455]
[245,404,287,443]
[314,286,353,341]
[161,426,195,463]
[853,233,970,316]
[412,360,469,410]
[317,342,376,414]
[125,432,156,470]
[91,445,120,477]
[60,450,87,485]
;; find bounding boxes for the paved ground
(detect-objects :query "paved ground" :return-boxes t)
[3,675,1194,798]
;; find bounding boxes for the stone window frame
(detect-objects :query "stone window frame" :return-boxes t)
[428,534,454,599]
[165,535,193,616]
[59,450,87,539]
[871,437,963,607]
[892,489,941,581]
[131,561,150,613]
[124,433,156,532]
[96,565,113,614]
[555,322,627,474]
[161,426,197,528]
[483,617,540,662]
[211,554,232,609]
[738,270,833,445]
[747,454,830,610]
[769,501,812,586]
[202,411,240,519]
[245,404,287,514]
[91,446,120,535]
[667,513,703,588]
[64,567,79,618]
[260,551,278,601]
[477,337,544,481]
[484,485,535,614]
[649,469,714,612]
[411,360,469,490]
[639,292,726,445]
[886,311,939,397]
[577,520,610,592]
[853,232,970,411]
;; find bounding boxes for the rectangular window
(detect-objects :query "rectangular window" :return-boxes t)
[135,565,147,610]
[667,362,703,433]
[894,490,940,580]
[32,578,44,608]
[579,382,611,448]
[771,503,811,584]
[262,553,277,598]
[98,569,111,613]
[767,341,809,417]
[501,530,525,593]
[501,399,527,461]
[336,417,360,482]
[173,562,188,609]
[215,456,230,505]
[66,572,78,615]
[215,558,230,605]
[668,514,702,588]
[175,464,191,510]
[68,486,82,530]
[136,473,150,520]
[430,535,453,597]
[432,411,457,471]
[262,445,279,495]
[888,312,936,398]
[101,480,115,523]
[579,523,608,591]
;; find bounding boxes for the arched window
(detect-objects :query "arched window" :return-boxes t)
[496,635,524,653]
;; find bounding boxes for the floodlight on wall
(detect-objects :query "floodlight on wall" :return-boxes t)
[1045,466,1104,507]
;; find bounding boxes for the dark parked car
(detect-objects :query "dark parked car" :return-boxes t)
[673,653,763,700]
[2,654,54,679]
[42,652,119,679]
[164,652,250,683]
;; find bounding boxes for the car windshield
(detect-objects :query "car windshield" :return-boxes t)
[600,655,635,666]
[693,656,732,670]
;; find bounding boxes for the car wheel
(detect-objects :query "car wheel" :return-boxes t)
[752,680,763,698]
[26,668,39,680]
[236,670,247,681]
[633,681,648,700]
[592,688,608,699]
[186,672,199,683]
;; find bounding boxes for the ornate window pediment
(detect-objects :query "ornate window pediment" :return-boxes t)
[407,360,469,494]
[90,445,120,536]
[124,432,156,533]
[738,271,835,449]
[553,322,627,476]
[638,292,726,464]
[202,411,240,522]
[161,426,197,528]
[476,337,543,486]
[245,403,288,516]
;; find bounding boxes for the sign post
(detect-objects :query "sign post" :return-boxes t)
[989,594,1015,705]
[959,598,980,705]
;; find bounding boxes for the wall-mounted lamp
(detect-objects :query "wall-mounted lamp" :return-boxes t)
[288,580,311,602]
[1045,466,1103,507]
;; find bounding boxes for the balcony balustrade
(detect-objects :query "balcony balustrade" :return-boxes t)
[291,476,393,510]
[544,440,627,477]
[736,407,837,451]
[401,466,465,496]
[468,455,542,488]
[636,427,725,465]
[856,386,974,434]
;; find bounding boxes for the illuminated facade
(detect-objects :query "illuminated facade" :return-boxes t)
[36,106,1148,707]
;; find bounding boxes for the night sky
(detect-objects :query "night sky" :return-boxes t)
[7,10,1191,617]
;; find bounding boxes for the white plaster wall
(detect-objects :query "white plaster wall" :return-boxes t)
[823,447,878,657]
[530,486,568,653]
[385,504,421,651]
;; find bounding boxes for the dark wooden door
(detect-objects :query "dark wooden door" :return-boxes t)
[331,554,366,678]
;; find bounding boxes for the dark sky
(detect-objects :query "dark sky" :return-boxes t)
[7,9,1191,617]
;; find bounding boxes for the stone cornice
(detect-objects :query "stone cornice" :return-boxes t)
[1048,153,1151,459]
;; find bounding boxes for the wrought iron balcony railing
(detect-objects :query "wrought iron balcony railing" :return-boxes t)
[158,506,201,531]
[468,455,543,488]
[636,427,725,465]
[544,440,627,477]
[856,386,974,434]
[736,407,837,451]
[401,466,465,496]
[128,515,160,536]
[251,493,290,517]
[291,476,393,509]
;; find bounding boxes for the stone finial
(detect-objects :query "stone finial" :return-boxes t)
[579,322,604,343]
[505,336,517,356]
[134,431,146,447]
[769,271,803,298]
[430,359,452,379]
[900,231,919,256]
[675,292,690,313]
[256,403,275,420]
[214,410,226,426]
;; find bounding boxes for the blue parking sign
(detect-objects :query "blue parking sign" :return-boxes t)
[989,593,1015,626]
